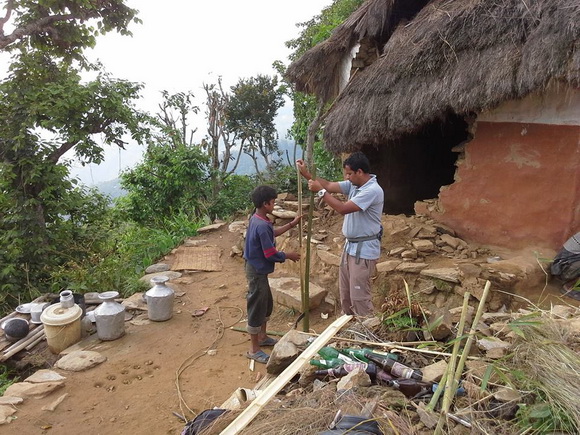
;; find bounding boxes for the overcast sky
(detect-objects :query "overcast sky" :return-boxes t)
[68,0,332,185]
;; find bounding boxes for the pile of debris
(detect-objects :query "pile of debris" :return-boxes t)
[190,295,580,434]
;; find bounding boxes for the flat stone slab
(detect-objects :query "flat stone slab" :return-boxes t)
[228,221,247,233]
[269,277,327,311]
[24,369,66,384]
[271,209,297,219]
[316,249,341,266]
[55,350,107,372]
[4,381,64,399]
[140,271,182,283]
[0,405,17,425]
[144,263,170,274]
[420,267,461,283]
[197,223,226,233]
[376,260,402,273]
[395,262,429,273]
[0,397,23,406]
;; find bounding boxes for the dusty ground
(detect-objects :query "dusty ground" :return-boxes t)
[6,211,577,434]
[7,221,335,435]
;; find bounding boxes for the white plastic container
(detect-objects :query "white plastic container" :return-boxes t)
[40,303,82,354]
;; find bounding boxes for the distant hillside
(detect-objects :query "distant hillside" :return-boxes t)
[233,139,302,175]
[95,178,126,199]
[93,139,301,198]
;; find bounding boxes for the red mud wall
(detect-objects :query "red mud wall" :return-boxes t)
[433,122,580,250]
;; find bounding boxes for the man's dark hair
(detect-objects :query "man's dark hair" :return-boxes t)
[251,185,277,208]
[343,151,370,173]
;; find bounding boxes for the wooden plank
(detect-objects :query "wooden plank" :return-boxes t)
[220,314,353,435]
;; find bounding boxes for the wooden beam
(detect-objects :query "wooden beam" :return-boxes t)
[220,314,353,435]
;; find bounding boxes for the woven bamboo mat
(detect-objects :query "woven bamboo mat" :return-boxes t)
[170,246,223,271]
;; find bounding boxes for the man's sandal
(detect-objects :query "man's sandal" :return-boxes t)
[246,350,269,364]
[258,337,278,347]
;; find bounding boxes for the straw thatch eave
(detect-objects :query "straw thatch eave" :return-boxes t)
[323,0,580,154]
[285,0,401,104]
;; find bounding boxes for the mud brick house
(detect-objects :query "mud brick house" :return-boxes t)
[286,0,579,250]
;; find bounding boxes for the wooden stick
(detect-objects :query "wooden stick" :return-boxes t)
[25,332,46,350]
[1,324,41,354]
[0,326,45,361]
[220,315,353,434]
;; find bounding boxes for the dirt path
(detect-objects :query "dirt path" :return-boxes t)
[10,224,332,434]
[7,214,577,434]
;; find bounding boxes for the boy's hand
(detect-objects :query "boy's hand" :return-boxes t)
[286,252,300,262]
[291,214,306,227]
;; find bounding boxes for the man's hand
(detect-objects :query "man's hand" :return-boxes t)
[308,179,323,192]
[296,159,311,180]
[286,252,301,262]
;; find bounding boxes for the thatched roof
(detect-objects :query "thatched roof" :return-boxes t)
[291,0,580,154]
[285,0,412,103]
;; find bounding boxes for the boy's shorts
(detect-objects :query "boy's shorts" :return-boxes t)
[245,262,273,335]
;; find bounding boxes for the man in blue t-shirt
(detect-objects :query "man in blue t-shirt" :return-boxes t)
[243,185,302,364]
[297,152,384,316]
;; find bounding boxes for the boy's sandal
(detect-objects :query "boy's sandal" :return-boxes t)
[246,350,269,364]
[258,337,278,347]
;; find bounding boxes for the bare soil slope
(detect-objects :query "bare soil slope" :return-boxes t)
[6,211,575,434]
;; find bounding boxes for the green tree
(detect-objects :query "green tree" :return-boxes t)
[279,0,364,179]
[119,144,209,225]
[202,77,244,199]
[0,1,146,300]
[226,75,285,179]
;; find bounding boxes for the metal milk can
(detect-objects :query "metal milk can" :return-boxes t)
[146,276,174,321]
[94,291,126,341]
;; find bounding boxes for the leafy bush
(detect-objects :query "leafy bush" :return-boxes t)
[207,174,254,220]
[120,144,210,225]
[49,212,205,299]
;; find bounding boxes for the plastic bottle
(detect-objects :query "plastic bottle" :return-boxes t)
[385,379,433,398]
[431,382,466,396]
[314,362,378,380]
[309,358,345,369]
[318,347,355,363]
[364,351,423,381]
[339,347,399,363]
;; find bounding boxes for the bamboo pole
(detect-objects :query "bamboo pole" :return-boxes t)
[434,280,492,434]
[0,326,45,361]
[296,164,305,330]
[440,292,471,410]
[25,332,45,350]
[428,292,470,412]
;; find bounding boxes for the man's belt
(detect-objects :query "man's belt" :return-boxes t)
[347,232,382,264]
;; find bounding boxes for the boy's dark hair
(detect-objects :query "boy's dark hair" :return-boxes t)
[343,151,370,173]
[251,185,277,208]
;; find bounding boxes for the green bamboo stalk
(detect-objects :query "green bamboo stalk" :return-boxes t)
[428,291,470,412]
[441,291,471,411]
[435,280,492,434]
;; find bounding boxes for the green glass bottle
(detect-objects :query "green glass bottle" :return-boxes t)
[317,347,354,363]
[338,348,399,363]
[309,358,344,369]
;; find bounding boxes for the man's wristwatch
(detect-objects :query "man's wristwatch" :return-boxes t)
[317,189,326,198]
